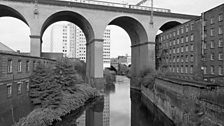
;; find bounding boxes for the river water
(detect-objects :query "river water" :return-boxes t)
[65,76,175,126]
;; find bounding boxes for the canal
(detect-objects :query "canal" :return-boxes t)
[56,76,175,126]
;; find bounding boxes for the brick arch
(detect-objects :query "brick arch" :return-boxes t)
[0,4,29,26]
[40,10,94,43]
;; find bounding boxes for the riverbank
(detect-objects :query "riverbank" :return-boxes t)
[141,77,224,126]
[13,84,99,126]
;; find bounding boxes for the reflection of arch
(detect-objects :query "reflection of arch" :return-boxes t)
[108,16,148,45]
[159,21,181,32]
[0,4,29,26]
[41,11,94,43]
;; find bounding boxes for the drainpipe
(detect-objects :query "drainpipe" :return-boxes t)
[150,0,154,26]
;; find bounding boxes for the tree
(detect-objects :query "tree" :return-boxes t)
[29,64,62,108]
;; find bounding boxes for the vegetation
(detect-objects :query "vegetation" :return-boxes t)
[14,85,98,126]
[104,68,116,84]
[14,58,99,126]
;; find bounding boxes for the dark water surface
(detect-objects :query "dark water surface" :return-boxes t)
[69,76,175,126]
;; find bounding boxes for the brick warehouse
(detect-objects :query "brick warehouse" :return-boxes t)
[0,51,55,125]
[156,4,224,84]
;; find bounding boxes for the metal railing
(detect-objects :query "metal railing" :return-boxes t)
[58,0,171,13]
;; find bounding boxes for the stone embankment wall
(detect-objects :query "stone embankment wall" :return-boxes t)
[141,77,224,126]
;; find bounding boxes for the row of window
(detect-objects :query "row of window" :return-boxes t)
[202,66,223,75]
[7,59,52,73]
[166,45,194,54]
[206,26,223,36]
[206,14,223,25]
[168,65,194,74]
[160,34,194,44]
[163,55,194,63]
[7,60,30,73]
[7,81,29,98]
[160,23,195,41]
[203,39,223,49]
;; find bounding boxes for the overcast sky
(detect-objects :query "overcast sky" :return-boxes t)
[0,0,223,57]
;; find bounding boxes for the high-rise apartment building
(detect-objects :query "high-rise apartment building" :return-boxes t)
[50,23,110,68]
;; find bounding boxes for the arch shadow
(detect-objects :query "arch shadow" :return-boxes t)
[0,4,29,26]
[159,21,181,32]
[41,11,94,43]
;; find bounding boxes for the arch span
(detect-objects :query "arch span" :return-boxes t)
[108,16,148,46]
[159,21,181,32]
[0,4,29,26]
[41,11,94,43]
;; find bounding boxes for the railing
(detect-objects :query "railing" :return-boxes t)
[58,0,171,13]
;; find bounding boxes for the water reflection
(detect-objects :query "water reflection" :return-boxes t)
[74,76,175,126]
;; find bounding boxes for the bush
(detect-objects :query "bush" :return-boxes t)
[14,85,99,126]
[138,68,156,89]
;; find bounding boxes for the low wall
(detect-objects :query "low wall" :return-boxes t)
[141,77,224,126]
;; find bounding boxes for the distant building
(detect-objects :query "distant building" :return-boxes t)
[50,23,111,68]
[156,4,224,83]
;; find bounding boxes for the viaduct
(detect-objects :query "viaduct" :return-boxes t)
[0,0,198,89]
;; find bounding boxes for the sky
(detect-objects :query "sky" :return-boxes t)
[0,0,223,57]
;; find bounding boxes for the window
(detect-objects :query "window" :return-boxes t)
[177,67,179,73]
[218,26,222,34]
[185,66,188,73]
[181,56,184,62]
[173,40,176,45]
[33,61,36,70]
[210,17,214,24]
[177,38,180,44]
[26,81,29,91]
[7,83,12,97]
[190,44,194,51]
[26,61,29,72]
[190,55,194,62]
[190,66,193,74]
[181,37,184,43]
[211,53,215,60]
[185,24,189,32]
[177,29,180,35]
[186,36,189,42]
[7,59,12,73]
[185,45,189,52]
[181,47,184,53]
[177,56,180,62]
[173,48,176,53]
[218,66,223,75]
[181,27,184,34]
[219,53,223,60]
[210,29,214,36]
[18,60,22,72]
[218,14,223,22]
[190,34,194,41]
[173,31,176,37]
[186,55,188,62]
[190,23,194,30]
[204,42,207,49]
[218,39,223,47]
[17,82,22,94]
[181,66,184,73]
[177,48,180,53]
[211,66,215,74]
[203,66,207,74]
[211,41,215,48]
